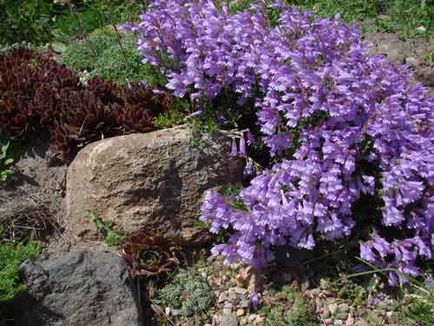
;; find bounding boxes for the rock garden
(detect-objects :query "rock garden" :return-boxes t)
[0,1,433,325]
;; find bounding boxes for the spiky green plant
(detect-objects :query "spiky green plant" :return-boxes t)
[155,269,212,317]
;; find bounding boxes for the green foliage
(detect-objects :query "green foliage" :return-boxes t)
[91,34,166,85]
[55,0,146,39]
[61,34,115,71]
[0,0,147,46]
[225,0,433,38]
[61,31,167,85]
[0,241,40,302]
[285,293,314,326]
[322,274,368,308]
[0,131,14,182]
[155,269,212,317]
[401,287,434,326]
[257,286,316,326]
[89,212,125,247]
[294,0,433,38]
[0,0,60,45]
[155,110,186,129]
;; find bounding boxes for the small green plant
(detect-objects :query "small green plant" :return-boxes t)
[61,34,115,71]
[348,258,434,326]
[155,269,212,317]
[322,274,368,308]
[155,110,186,129]
[89,212,125,247]
[257,285,316,326]
[61,31,167,85]
[0,241,40,302]
[401,287,434,326]
[0,132,14,182]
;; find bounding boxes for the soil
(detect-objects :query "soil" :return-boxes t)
[364,32,434,92]
[0,137,67,251]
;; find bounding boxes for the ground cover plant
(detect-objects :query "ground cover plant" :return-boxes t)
[0,239,40,325]
[125,0,434,286]
[0,47,175,160]
[0,241,39,303]
[155,269,212,317]
[61,29,167,85]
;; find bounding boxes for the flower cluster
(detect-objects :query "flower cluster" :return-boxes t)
[128,0,434,283]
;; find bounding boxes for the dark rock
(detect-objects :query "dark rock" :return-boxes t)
[13,250,143,326]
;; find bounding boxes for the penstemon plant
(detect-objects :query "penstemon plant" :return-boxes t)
[125,0,434,285]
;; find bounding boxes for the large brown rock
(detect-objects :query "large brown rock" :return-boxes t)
[66,125,242,242]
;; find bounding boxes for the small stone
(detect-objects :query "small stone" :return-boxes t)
[255,315,265,324]
[220,313,238,326]
[223,302,233,314]
[405,57,419,67]
[165,307,171,316]
[310,288,320,296]
[345,315,355,326]
[238,299,250,309]
[368,311,381,323]
[233,287,248,295]
[315,298,323,311]
[339,303,350,313]
[171,309,182,316]
[358,308,367,316]
[323,318,333,325]
[334,320,344,325]
[335,312,348,321]
[321,305,331,319]
[236,308,246,317]
[301,277,310,291]
[329,303,339,315]
[386,311,394,320]
[218,292,228,303]
[322,290,333,297]
[353,321,369,326]
[239,317,247,326]
[249,314,257,322]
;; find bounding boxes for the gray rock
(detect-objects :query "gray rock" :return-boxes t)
[16,250,142,326]
[66,125,242,243]
[220,313,238,326]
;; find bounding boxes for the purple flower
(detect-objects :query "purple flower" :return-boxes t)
[126,0,434,284]
[239,135,247,157]
[250,292,261,310]
[230,138,238,157]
